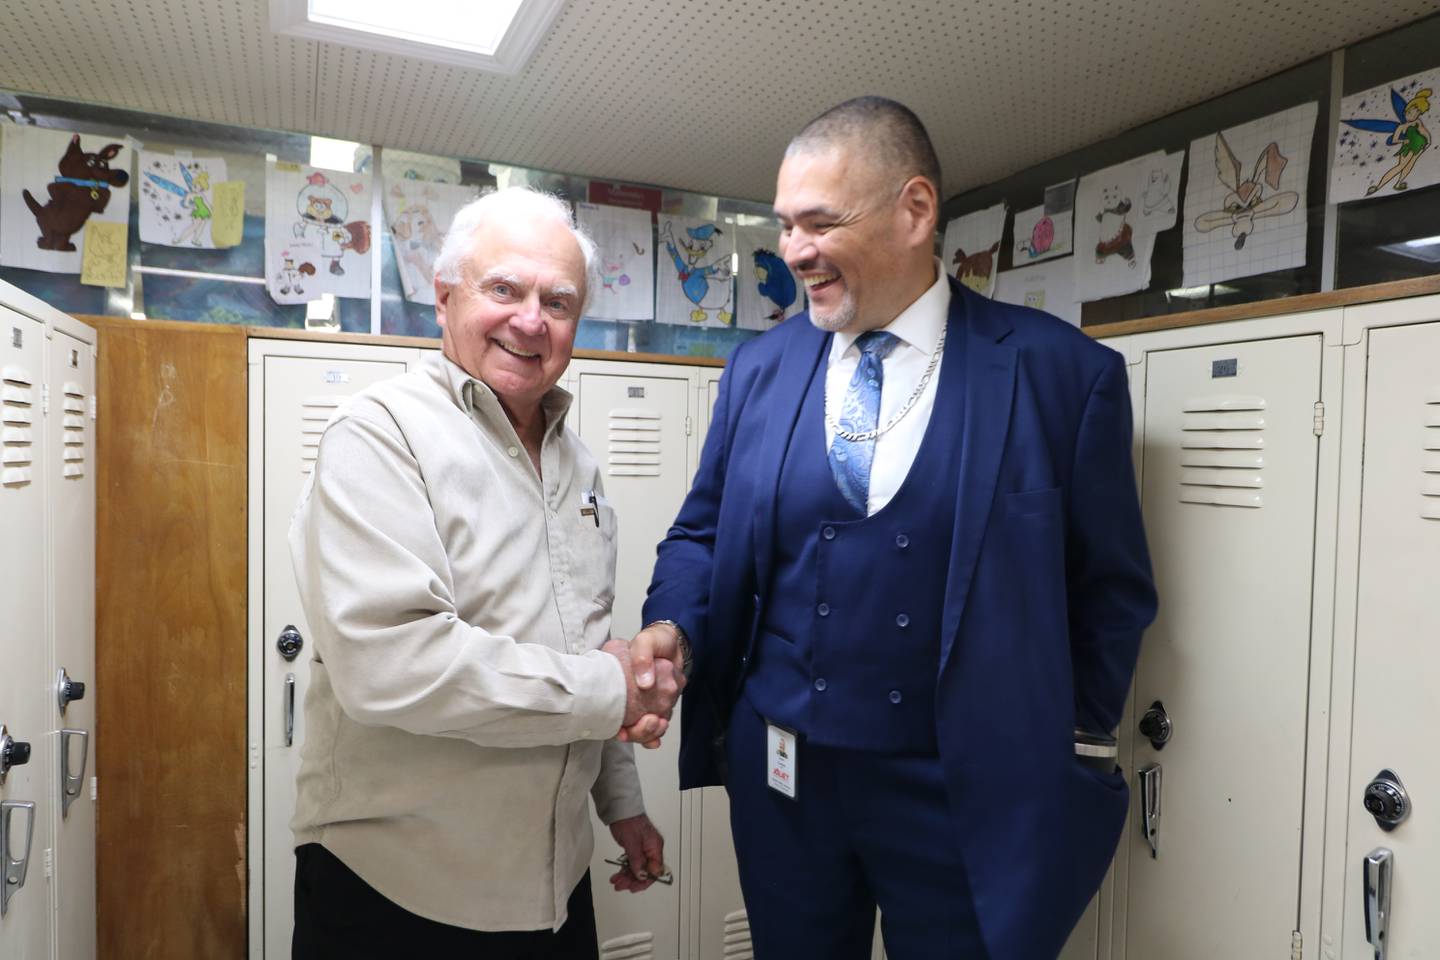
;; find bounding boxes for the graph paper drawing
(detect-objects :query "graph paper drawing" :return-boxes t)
[1183,102,1318,287]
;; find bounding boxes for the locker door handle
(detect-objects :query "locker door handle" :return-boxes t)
[1364,847,1393,960]
[285,673,296,747]
[1,799,36,917]
[60,728,89,817]
[1139,763,1162,858]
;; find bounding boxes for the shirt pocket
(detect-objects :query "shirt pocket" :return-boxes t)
[571,496,618,607]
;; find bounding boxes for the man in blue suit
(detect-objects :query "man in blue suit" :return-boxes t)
[630,97,1157,959]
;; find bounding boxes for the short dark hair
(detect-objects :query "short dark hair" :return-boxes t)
[787,96,942,196]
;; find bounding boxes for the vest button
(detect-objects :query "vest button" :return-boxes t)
[896,613,910,628]
[817,603,831,617]
[822,525,836,540]
[814,678,828,692]
[895,533,910,549]
[889,690,903,704]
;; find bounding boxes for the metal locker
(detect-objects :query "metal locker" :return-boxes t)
[1126,335,1324,957]
[249,345,414,959]
[573,364,695,960]
[1337,319,1440,959]
[687,367,755,960]
[0,306,53,960]
[48,321,97,960]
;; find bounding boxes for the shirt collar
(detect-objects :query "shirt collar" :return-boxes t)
[428,352,574,435]
[830,258,950,362]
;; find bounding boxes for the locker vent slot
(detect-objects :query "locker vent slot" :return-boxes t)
[1,366,35,486]
[598,930,653,960]
[722,909,754,959]
[1178,394,1267,508]
[62,382,86,479]
[1425,387,1440,521]
[607,407,662,478]
[299,396,347,475]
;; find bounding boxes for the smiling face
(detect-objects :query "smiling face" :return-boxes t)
[774,144,936,334]
[433,216,586,423]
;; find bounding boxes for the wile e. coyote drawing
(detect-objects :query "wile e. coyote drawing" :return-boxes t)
[1193,131,1299,250]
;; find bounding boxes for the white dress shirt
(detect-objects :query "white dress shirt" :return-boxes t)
[824,262,951,515]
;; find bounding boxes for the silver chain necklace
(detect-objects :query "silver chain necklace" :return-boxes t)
[825,323,947,443]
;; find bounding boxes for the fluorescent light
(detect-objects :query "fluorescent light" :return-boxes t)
[310,136,361,173]
[1380,240,1440,264]
[271,0,565,75]
[308,0,524,55]
[1403,234,1440,248]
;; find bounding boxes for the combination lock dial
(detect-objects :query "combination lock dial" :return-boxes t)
[277,625,305,662]
[0,724,32,785]
[1363,768,1411,831]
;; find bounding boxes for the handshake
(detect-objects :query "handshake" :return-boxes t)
[601,622,688,749]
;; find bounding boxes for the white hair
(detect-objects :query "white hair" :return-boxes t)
[433,186,599,311]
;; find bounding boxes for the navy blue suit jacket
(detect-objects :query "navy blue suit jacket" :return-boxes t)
[643,279,1157,959]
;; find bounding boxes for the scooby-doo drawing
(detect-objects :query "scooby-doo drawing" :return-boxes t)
[22,134,130,251]
[952,242,1000,294]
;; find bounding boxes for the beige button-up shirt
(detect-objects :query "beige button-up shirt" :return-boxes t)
[289,352,641,932]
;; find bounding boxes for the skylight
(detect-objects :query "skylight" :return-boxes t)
[270,0,565,74]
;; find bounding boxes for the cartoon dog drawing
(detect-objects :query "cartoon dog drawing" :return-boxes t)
[390,202,442,297]
[1193,132,1298,250]
[22,134,130,251]
[952,242,999,294]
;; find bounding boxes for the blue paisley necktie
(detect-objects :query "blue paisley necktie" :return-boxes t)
[828,330,900,514]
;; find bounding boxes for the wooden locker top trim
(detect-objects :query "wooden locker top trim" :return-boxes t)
[1083,274,1440,339]
[74,314,729,367]
[61,273,1440,355]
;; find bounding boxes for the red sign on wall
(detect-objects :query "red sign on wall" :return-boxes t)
[587,181,662,221]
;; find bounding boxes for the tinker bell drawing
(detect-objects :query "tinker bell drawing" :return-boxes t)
[1192,131,1298,250]
[1342,86,1433,196]
[143,162,214,246]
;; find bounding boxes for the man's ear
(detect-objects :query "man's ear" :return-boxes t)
[897,176,940,251]
[433,279,451,328]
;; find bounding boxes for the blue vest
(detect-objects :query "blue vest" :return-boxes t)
[743,329,963,753]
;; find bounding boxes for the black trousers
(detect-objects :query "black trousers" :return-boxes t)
[292,843,600,959]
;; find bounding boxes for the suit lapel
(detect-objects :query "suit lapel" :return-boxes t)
[753,320,829,596]
[940,283,1017,672]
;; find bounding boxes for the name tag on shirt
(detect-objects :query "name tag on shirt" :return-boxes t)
[766,721,797,799]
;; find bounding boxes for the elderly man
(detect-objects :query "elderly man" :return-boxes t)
[288,186,683,958]
[633,97,1157,959]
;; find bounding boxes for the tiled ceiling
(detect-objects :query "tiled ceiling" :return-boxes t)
[1,0,1437,202]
